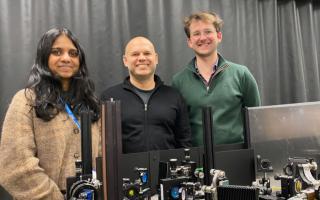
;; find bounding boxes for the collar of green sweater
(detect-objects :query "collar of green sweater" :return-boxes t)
[187,54,229,74]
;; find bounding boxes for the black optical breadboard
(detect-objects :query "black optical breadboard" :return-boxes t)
[217,185,259,200]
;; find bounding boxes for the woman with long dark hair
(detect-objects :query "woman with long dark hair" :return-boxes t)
[0,27,100,199]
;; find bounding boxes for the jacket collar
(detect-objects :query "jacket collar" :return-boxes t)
[123,74,163,91]
[186,53,228,73]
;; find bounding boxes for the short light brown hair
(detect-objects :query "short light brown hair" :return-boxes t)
[184,11,224,38]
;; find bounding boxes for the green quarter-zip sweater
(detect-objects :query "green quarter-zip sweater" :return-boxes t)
[172,54,260,146]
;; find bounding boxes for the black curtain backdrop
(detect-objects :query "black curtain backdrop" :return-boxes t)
[1,0,320,143]
[1,0,320,124]
[0,0,320,125]
[0,0,320,198]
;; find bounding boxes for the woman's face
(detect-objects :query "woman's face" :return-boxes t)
[48,34,80,89]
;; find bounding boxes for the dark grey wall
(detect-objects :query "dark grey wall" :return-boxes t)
[1,0,320,127]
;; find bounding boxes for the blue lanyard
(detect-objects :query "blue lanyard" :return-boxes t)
[64,103,81,129]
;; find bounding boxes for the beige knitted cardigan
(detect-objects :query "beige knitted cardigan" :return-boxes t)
[0,89,101,200]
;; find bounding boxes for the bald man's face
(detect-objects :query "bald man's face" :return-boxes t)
[123,37,158,81]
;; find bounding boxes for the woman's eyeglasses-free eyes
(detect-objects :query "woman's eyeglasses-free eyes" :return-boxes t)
[50,48,79,58]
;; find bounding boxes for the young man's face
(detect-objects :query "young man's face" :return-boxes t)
[123,37,158,81]
[187,19,222,58]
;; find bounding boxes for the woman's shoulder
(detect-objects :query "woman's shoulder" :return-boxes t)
[11,88,35,106]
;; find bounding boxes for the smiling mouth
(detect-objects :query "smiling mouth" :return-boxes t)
[59,64,73,67]
[136,64,149,67]
[59,65,73,69]
[198,42,211,47]
[58,66,74,72]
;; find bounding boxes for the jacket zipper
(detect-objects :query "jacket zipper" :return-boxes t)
[200,63,229,94]
[127,84,159,151]
[144,102,148,150]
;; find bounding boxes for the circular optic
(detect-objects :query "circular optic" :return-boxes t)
[284,165,293,176]
[127,188,136,197]
[294,179,302,193]
[170,186,180,199]
[141,172,148,183]
[261,160,270,169]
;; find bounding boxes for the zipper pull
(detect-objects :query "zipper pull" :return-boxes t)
[206,86,210,92]
[144,104,147,111]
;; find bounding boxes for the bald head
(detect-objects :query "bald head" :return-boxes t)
[124,36,156,55]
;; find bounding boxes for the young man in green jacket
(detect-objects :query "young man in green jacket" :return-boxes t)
[172,11,261,146]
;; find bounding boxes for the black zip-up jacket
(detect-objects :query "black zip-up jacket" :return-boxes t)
[100,75,192,153]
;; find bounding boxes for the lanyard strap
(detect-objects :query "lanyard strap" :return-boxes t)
[64,103,80,129]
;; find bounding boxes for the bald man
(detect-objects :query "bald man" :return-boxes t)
[101,37,191,153]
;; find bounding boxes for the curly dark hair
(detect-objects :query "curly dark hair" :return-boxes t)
[26,27,100,122]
